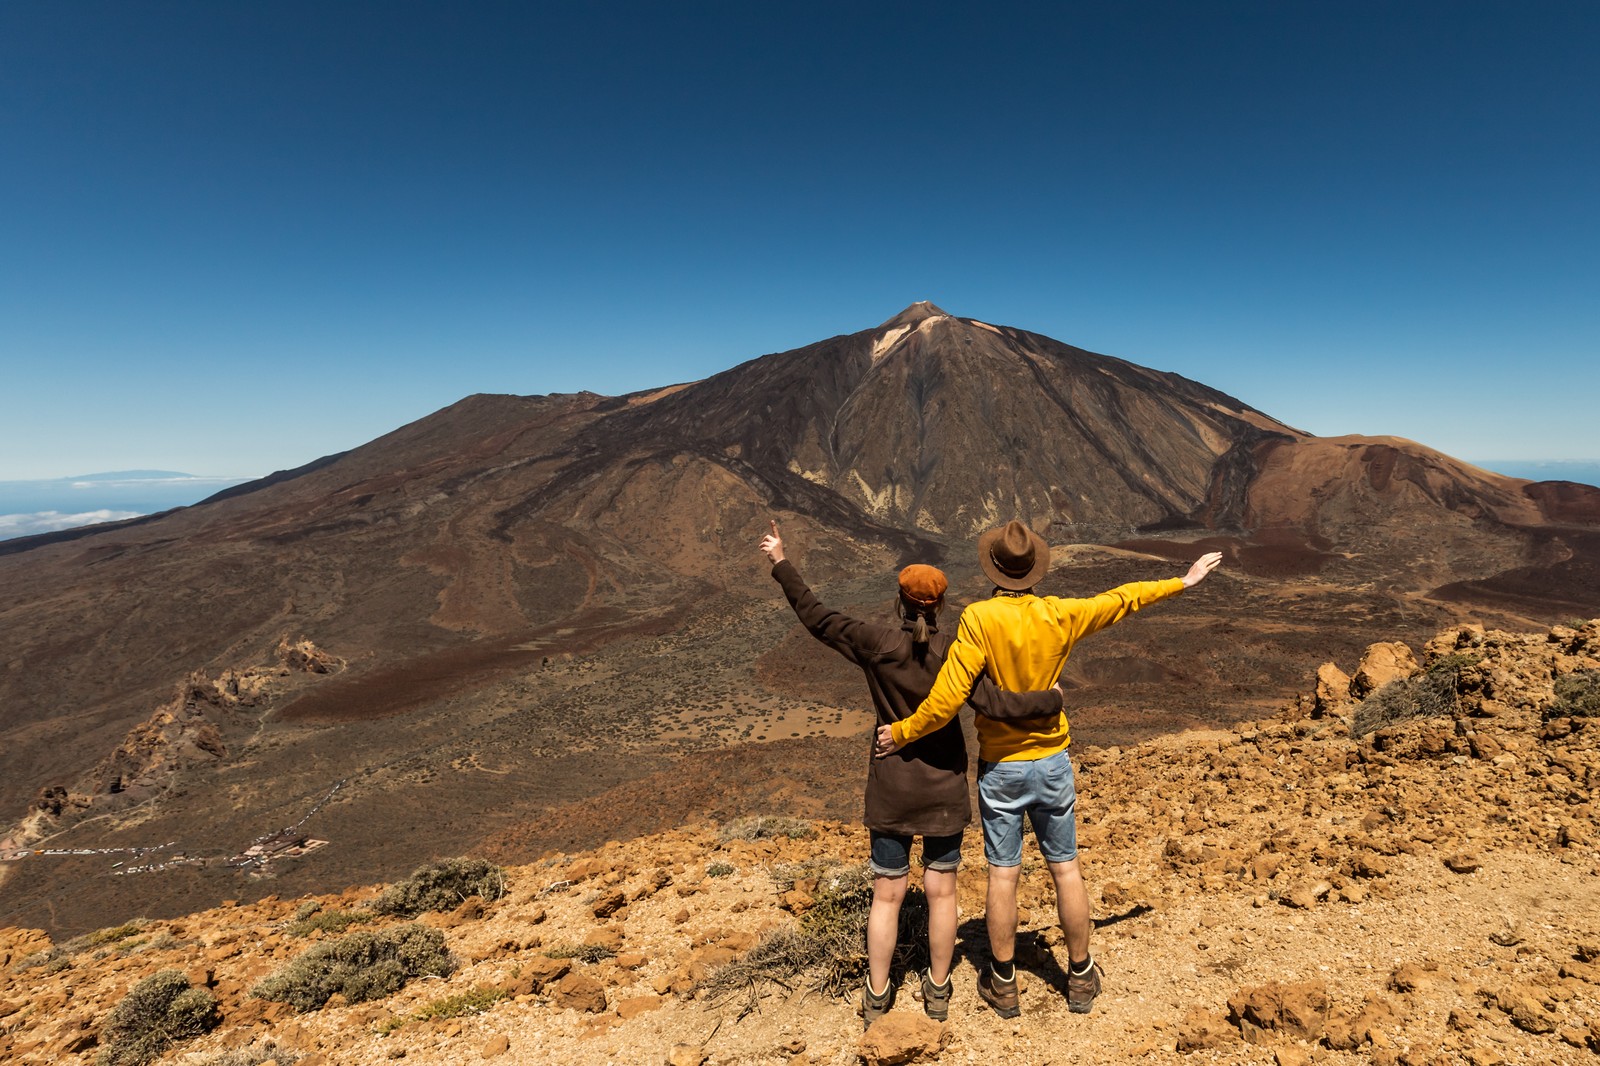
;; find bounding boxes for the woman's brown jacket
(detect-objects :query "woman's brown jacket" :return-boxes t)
[771,560,1063,836]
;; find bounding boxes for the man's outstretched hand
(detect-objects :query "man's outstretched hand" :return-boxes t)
[1182,551,1224,588]
[759,520,785,565]
[874,723,901,758]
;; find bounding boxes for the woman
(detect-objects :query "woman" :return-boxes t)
[759,520,1062,1026]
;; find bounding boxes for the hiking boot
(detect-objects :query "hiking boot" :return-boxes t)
[1067,958,1103,1014]
[920,970,952,1021]
[861,978,894,1029]
[976,965,1020,1018]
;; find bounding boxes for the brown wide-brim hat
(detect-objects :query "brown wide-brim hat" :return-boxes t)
[978,520,1051,591]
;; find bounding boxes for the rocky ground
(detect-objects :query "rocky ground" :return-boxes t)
[2,619,1597,1065]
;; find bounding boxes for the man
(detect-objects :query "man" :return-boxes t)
[876,519,1222,1017]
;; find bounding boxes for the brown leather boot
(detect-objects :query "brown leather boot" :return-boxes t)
[1067,958,1103,1014]
[976,964,1019,1018]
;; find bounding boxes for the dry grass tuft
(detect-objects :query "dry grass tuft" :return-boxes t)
[718,815,814,842]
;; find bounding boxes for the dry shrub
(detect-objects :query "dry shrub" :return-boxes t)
[370,857,507,916]
[698,863,929,1003]
[767,857,841,893]
[1352,655,1469,738]
[251,924,453,1012]
[1549,669,1600,718]
[76,920,149,950]
[544,942,616,963]
[97,969,219,1066]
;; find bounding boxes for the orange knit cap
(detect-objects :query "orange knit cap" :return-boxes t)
[897,564,948,606]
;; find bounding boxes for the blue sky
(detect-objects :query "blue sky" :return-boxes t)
[2,2,1596,482]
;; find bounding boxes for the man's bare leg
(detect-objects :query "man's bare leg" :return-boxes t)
[985,863,1022,965]
[923,867,958,984]
[1046,856,1092,964]
[867,873,908,993]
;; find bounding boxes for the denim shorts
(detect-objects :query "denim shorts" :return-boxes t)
[868,830,964,878]
[977,749,1078,866]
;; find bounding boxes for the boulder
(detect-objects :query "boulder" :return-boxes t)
[858,1012,947,1065]
[1314,662,1353,715]
[1351,642,1420,699]
[1227,981,1332,1042]
[550,972,608,1013]
[591,891,627,919]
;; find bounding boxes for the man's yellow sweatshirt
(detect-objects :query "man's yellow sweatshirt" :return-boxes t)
[890,579,1185,763]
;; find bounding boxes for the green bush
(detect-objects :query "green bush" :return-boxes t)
[370,857,507,916]
[1549,669,1600,717]
[251,924,454,1012]
[706,861,735,878]
[97,970,220,1066]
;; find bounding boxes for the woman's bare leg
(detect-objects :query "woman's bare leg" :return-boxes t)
[867,873,908,993]
[922,866,958,984]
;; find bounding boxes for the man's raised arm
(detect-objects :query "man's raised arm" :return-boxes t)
[1059,551,1223,644]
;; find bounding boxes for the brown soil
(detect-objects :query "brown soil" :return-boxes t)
[4,619,1597,1066]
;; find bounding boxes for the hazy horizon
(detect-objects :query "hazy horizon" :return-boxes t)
[0,471,253,539]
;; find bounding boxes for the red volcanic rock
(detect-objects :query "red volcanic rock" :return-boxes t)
[1350,642,1421,699]
[614,993,663,1020]
[1314,661,1353,715]
[1227,980,1332,1042]
[590,890,626,918]
[549,972,607,1013]
[1175,1007,1235,1051]
[859,1012,947,1065]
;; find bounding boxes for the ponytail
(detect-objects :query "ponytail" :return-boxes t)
[903,596,942,664]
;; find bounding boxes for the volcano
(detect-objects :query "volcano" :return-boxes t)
[3,303,1597,934]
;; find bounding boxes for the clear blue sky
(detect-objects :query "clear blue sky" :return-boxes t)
[2,1,1596,481]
